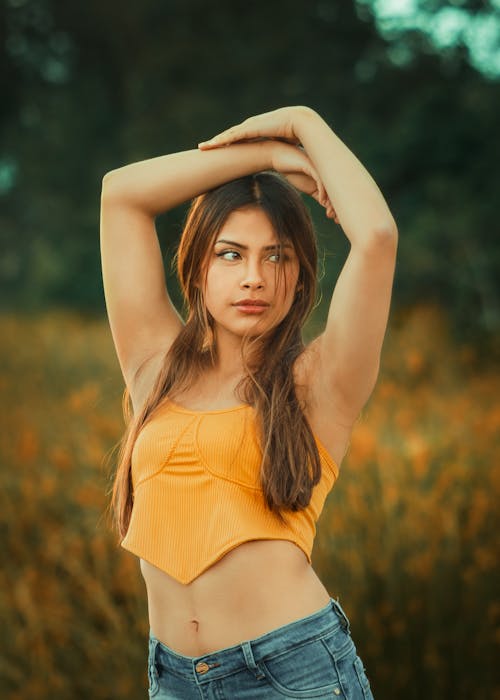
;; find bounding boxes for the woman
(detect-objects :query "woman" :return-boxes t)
[100,106,397,698]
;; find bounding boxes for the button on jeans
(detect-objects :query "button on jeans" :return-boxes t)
[147,597,374,699]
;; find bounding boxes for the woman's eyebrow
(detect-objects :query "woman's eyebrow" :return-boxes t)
[215,238,293,251]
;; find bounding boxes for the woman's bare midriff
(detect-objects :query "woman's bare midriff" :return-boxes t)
[140,539,332,657]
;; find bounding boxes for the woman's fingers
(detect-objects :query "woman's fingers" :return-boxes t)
[199,117,264,149]
[199,126,245,149]
[283,171,338,222]
[326,202,340,222]
[308,167,327,206]
[284,166,324,201]
[199,108,302,149]
[283,172,318,196]
[269,141,337,216]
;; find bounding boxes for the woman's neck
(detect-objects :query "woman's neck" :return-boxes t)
[213,327,265,379]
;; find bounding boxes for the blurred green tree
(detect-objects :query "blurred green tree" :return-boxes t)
[1,0,498,341]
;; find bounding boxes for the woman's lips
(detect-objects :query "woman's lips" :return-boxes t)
[235,306,267,314]
[233,300,269,314]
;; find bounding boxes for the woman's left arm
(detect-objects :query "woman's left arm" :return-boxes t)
[293,107,398,424]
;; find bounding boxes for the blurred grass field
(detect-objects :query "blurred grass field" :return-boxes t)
[0,306,498,699]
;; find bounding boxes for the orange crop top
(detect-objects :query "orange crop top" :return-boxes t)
[120,399,339,584]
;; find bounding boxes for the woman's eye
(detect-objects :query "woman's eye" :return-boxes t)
[215,250,290,263]
[268,253,290,263]
[216,250,240,261]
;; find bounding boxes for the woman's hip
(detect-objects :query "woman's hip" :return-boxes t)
[147,596,374,699]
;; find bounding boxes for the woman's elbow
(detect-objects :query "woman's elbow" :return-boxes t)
[368,222,398,252]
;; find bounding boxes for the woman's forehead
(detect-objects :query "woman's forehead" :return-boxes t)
[218,207,280,238]
[215,210,293,248]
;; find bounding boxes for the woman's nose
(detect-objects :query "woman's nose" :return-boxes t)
[240,263,265,289]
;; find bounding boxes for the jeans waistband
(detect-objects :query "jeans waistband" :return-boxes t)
[149,597,351,684]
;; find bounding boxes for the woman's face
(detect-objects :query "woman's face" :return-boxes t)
[202,206,300,343]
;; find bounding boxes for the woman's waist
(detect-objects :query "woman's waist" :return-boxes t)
[142,540,331,655]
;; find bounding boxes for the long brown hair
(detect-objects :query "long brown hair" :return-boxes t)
[107,171,322,540]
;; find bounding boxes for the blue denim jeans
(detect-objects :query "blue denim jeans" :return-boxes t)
[147,597,374,699]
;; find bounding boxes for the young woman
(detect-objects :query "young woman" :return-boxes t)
[100,106,397,699]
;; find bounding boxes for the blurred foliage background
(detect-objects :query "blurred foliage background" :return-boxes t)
[1,0,499,698]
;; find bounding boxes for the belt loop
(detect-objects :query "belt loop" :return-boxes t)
[241,641,265,680]
[331,596,351,633]
[149,633,158,658]
[148,634,160,684]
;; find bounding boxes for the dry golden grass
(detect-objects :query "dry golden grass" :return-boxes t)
[315,305,499,697]
[0,305,498,698]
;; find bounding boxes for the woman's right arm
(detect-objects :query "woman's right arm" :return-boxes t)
[100,141,275,397]
[101,141,276,216]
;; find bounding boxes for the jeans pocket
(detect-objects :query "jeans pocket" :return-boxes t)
[260,637,345,698]
[322,628,374,700]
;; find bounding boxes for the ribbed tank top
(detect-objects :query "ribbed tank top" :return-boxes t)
[120,399,339,584]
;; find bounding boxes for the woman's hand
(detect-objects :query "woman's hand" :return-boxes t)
[270,141,339,222]
[198,108,338,222]
[198,106,312,149]
[285,171,339,222]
